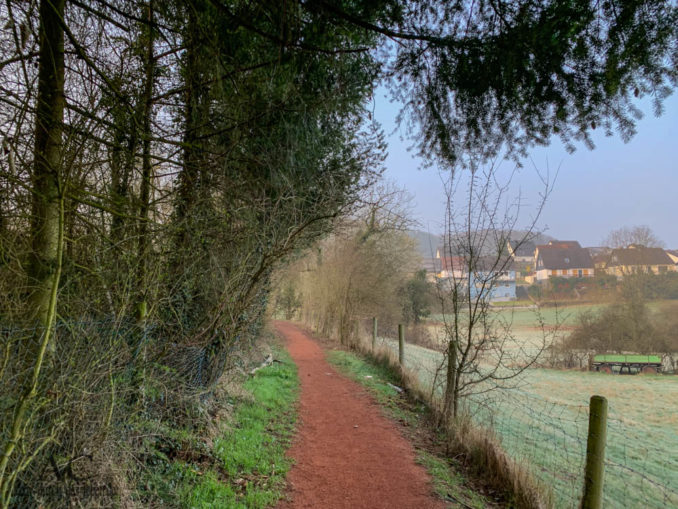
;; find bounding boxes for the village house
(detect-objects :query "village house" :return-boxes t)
[506,239,537,263]
[534,241,594,281]
[469,255,516,301]
[434,249,516,301]
[437,255,465,279]
[666,249,678,265]
[506,238,536,283]
[603,245,677,278]
[586,246,611,270]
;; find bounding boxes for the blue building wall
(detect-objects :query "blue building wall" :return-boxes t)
[469,270,517,302]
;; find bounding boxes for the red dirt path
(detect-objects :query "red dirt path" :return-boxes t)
[275,321,444,509]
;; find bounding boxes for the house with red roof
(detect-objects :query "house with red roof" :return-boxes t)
[534,241,595,282]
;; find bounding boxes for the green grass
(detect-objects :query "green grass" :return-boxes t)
[141,347,299,508]
[326,350,411,420]
[416,451,490,509]
[430,303,606,329]
[489,300,534,308]
[327,349,494,508]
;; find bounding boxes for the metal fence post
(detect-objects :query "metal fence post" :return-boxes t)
[372,317,377,351]
[398,324,404,365]
[582,395,608,509]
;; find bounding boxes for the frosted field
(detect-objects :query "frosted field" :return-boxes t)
[377,303,678,508]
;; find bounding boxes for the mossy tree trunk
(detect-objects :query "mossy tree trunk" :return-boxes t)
[1,0,65,503]
[26,0,65,328]
[135,0,155,323]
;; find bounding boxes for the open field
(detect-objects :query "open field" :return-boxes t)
[378,302,678,508]
[429,299,678,330]
[427,300,678,364]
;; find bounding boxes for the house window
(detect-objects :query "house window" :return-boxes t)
[561,269,568,276]
[564,257,570,264]
[578,269,583,277]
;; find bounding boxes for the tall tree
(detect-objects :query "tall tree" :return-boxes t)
[27,0,66,326]
[1,0,65,502]
[135,0,157,322]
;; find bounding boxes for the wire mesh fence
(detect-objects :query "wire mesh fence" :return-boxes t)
[372,329,678,509]
[0,316,269,506]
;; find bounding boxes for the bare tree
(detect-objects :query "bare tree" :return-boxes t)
[437,162,554,422]
[294,183,418,346]
[603,225,665,248]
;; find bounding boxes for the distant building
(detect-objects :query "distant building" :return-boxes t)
[419,256,441,282]
[436,255,465,279]
[666,249,678,265]
[586,246,611,257]
[506,238,536,285]
[591,254,609,271]
[587,246,612,270]
[469,255,516,301]
[506,239,537,263]
[603,245,677,278]
[534,241,594,281]
[434,252,516,301]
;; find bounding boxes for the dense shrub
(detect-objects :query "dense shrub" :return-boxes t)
[563,300,678,354]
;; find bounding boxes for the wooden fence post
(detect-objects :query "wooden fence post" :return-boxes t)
[372,317,377,351]
[582,395,608,509]
[398,324,404,365]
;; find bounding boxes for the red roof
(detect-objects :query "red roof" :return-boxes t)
[536,242,593,270]
[440,256,465,271]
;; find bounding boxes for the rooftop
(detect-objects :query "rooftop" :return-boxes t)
[536,242,593,270]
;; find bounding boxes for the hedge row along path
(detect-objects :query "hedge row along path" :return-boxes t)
[275,321,443,509]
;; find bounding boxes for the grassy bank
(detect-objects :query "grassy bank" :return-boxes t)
[327,349,497,509]
[137,346,298,508]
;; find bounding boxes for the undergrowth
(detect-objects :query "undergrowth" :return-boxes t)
[135,346,298,508]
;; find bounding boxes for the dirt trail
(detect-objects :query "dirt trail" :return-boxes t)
[275,321,444,509]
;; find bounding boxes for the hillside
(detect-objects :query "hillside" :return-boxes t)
[406,230,442,259]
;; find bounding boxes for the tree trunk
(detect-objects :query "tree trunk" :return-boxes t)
[443,339,458,425]
[175,1,208,246]
[27,0,65,327]
[1,0,65,501]
[171,1,213,326]
[109,112,136,242]
[135,1,155,322]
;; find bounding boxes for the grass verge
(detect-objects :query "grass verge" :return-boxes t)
[137,346,298,508]
[327,349,495,509]
[350,337,550,509]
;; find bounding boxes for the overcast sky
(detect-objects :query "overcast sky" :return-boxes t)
[374,89,678,248]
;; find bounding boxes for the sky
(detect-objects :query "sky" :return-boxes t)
[374,89,678,248]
